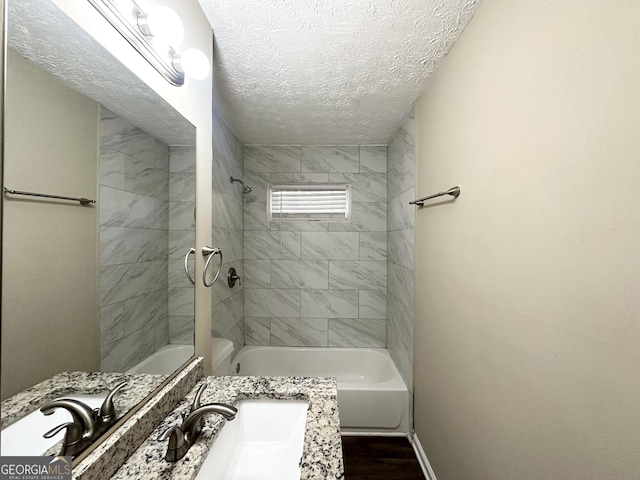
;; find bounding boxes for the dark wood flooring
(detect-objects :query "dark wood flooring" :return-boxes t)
[341,436,426,480]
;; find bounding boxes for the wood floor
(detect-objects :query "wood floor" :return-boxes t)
[341,436,426,480]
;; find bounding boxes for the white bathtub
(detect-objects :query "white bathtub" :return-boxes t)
[232,346,410,434]
[127,344,194,375]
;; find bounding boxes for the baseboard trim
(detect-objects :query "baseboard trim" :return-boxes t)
[410,432,438,480]
[340,431,408,437]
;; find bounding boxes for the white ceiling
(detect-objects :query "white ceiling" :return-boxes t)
[9,0,195,145]
[198,0,481,145]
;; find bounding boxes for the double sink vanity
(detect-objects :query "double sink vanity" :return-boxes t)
[0,358,345,480]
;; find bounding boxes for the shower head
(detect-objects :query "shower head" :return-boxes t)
[230,176,253,194]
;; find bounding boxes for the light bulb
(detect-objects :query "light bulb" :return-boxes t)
[138,5,184,46]
[173,49,210,80]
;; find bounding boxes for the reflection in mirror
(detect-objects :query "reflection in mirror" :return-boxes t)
[98,107,196,373]
[1,0,196,459]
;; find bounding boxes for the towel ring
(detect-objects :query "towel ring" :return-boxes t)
[183,248,196,285]
[202,247,223,287]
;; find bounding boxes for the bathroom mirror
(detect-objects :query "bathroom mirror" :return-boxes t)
[0,0,196,456]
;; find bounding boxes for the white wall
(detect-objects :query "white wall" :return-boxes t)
[49,0,216,370]
[2,51,100,399]
[413,0,640,478]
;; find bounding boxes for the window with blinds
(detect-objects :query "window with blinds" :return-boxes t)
[268,183,351,222]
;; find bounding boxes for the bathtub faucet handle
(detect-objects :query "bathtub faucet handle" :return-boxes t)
[228,267,241,287]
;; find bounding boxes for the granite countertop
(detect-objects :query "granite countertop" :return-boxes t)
[74,360,203,480]
[1,371,167,430]
[111,376,345,480]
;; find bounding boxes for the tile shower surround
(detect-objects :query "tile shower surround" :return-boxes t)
[386,108,415,392]
[99,105,411,378]
[167,145,196,344]
[100,107,246,366]
[98,108,196,371]
[210,110,245,353]
[243,145,388,348]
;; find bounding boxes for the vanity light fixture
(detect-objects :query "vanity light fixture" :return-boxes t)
[137,5,185,46]
[173,48,211,80]
[87,0,210,86]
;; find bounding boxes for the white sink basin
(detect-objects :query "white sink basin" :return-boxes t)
[195,400,308,480]
[0,393,107,456]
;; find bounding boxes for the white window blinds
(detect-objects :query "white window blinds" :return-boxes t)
[268,184,350,222]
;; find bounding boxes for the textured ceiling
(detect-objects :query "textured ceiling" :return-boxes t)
[8,0,195,145]
[198,0,481,145]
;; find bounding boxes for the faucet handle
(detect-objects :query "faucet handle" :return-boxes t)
[188,384,208,434]
[43,421,81,440]
[99,381,127,422]
[43,421,87,457]
[159,425,187,462]
[191,383,207,411]
[177,383,207,421]
[159,425,185,446]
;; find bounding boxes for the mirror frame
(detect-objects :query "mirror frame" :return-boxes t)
[1,0,5,410]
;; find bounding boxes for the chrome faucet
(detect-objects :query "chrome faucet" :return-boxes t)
[40,398,95,457]
[160,384,237,462]
[40,382,127,457]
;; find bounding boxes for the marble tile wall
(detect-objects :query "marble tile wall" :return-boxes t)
[243,145,388,348]
[387,108,415,392]
[99,107,171,372]
[210,111,245,354]
[168,146,196,344]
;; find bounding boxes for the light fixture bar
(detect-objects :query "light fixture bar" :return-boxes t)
[87,0,185,86]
